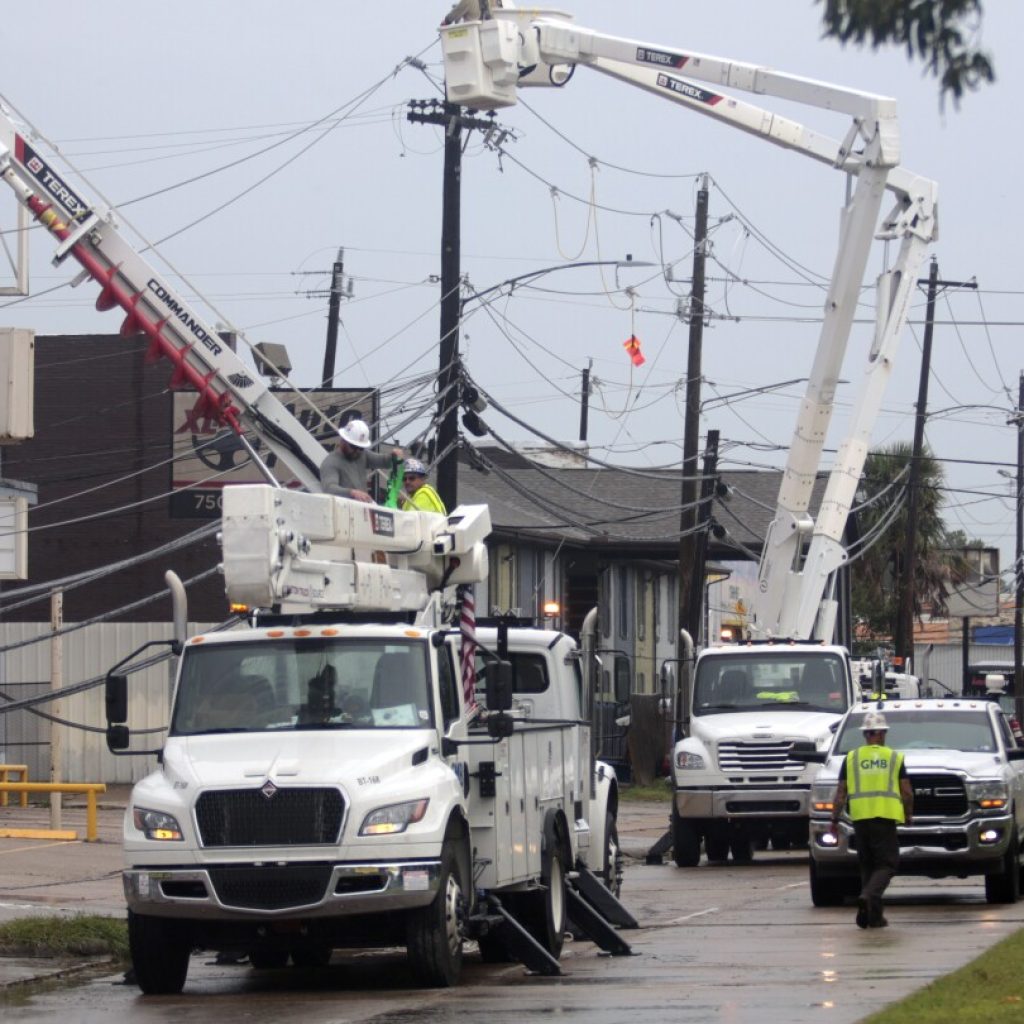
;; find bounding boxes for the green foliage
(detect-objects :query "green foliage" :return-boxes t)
[620,780,671,803]
[0,915,128,961]
[860,927,1024,1023]
[818,0,995,103]
[852,442,948,636]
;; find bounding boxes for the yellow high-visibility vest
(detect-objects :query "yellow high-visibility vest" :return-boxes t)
[846,744,905,822]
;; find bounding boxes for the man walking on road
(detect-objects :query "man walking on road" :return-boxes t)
[828,711,913,928]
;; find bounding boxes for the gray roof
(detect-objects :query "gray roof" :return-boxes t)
[455,446,834,561]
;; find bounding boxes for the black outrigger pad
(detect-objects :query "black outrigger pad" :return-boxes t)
[645,828,673,865]
[480,896,562,976]
[565,887,633,957]
[572,863,638,929]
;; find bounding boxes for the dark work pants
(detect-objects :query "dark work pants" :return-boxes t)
[853,817,900,913]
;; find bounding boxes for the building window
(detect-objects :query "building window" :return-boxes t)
[618,566,629,638]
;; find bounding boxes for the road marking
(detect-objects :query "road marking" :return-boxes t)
[665,907,719,924]
[0,838,79,854]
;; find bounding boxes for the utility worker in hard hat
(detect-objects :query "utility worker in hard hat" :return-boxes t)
[400,458,447,514]
[320,418,402,503]
[828,710,913,929]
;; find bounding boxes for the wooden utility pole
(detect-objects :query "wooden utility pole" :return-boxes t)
[678,174,710,638]
[896,260,976,667]
[688,430,720,646]
[579,358,593,442]
[407,100,501,511]
[321,248,346,386]
[1014,373,1023,727]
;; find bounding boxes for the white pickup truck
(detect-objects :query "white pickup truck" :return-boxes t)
[802,699,1024,905]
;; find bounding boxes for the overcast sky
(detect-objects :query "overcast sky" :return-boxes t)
[1,1,1020,584]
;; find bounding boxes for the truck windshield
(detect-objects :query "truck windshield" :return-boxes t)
[693,653,848,716]
[171,638,432,734]
[835,710,997,754]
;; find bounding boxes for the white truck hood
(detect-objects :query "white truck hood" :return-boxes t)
[694,709,840,744]
[167,730,434,788]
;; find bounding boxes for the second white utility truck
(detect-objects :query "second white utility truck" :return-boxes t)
[438,6,937,866]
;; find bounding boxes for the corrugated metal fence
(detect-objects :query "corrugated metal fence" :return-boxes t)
[0,621,223,784]
[915,642,1016,695]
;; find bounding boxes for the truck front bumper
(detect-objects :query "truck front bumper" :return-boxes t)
[810,816,1014,877]
[675,785,811,819]
[124,859,442,920]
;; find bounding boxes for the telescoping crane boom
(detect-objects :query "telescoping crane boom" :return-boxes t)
[440,8,938,641]
[0,100,491,619]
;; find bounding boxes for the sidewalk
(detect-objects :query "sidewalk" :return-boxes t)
[0,784,131,991]
[0,788,671,992]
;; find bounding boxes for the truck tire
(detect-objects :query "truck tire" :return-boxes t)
[671,806,701,867]
[406,840,467,987]
[128,910,192,995]
[729,835,753,863]
[602,812,624,898]
[248,948,288,969]
[704,823,729,864]
[520,823,568,958]
[290,943,332,968]
[808,858,853,907]
[985,834,1021,905]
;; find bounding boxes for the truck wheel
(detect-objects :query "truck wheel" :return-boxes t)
[705,832,729,863]
[406,840,467,987]
[248,948,288,969]
[602,812,624,898]
[671,806,701,867]
[729,836,753,863]
[128,910,192,995]
[808,858,850,907]
[985,835,1021,905]
[290,943,332,968]
[520,828,568,958]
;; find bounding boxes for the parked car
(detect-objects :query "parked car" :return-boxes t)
[798,699,1024,906]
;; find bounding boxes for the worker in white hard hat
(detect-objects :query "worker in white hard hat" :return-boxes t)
[828,710,913,929]
[319,418,403,503]
[400,458,447,514]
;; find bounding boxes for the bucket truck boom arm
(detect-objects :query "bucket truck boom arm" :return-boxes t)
[440,10,937,640]
[0,103,330,492]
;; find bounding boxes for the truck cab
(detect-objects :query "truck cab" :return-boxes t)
[671,643,854,864]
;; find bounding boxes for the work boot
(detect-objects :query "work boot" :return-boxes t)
[867,898,886,928]
[855,897,869,929]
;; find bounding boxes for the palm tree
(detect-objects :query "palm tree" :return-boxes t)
[851,442,951,641]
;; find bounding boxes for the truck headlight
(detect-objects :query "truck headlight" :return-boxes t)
[132,806,184,841]
[360,798,430,836]
[966,780,1009,810]
[810,782,837,815]
[675,751,705,770]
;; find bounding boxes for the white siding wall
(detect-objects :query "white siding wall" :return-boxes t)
[0,621,224,784]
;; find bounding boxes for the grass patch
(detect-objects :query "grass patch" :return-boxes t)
[620,779,671,802]
[0,915,128,961]
[861,927,1024,1024]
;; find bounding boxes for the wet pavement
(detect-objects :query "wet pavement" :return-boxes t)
[1,791,1021,1021]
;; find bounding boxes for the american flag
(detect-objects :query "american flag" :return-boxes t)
[458,585,477,712]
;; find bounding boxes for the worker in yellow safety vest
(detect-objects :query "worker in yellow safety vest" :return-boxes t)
[400,459,447,514]
[828,711,913,929]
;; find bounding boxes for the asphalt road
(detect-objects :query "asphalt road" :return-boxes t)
[1,795,1021,1022]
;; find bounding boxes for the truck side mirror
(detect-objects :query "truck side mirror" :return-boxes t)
[487,660,514,713]
[789,740,827,763]
[106,724,130,752]
[106,673,128,724]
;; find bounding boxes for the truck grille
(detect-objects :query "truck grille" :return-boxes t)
[208,862,333,910]
[717,741,802,773]
[907,773,967,817]
[195,787,344,847]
